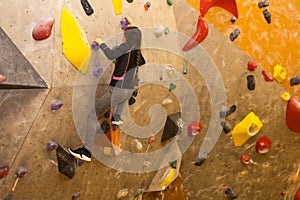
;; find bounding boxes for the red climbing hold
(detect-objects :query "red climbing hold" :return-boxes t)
[182,15,208,51]
[261,70,274,82]
[295,186,300,200]
[32,17,55,41]
[188,121,202,136]
[0,165,9,179]
[286,97,300,132]
[200,0,238,18]
[247,61,257,71]
[0,74,6,83]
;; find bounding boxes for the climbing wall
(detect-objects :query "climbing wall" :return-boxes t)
[0,0,300,199]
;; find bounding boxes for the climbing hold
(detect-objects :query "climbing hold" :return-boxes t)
[93,67,103,77]
[258,0,269,8]
[286,97,300,132]
[32,17,54,41]
[263,9,271,24]
[0,165,9,179]
[164,27,170,35]
[120,18,129,30]
[134,139,143,152]
[128,96,136,105]
[231,112,263,147]
[154,25,165,38]
[167,0,172,6]
[72,192,81,200]
[240,154,251,165]
[262,70,274,82]
[162,98,172,105]
[12,167,29,191]
[80,0,94,16]
[230,16,237,23]
[56,145,76,179]
[247,61,257,71]
[295,186,300,200]
[127,0,133,3]
[112,0,122,15]
[255,136,272,154]
[200,0,238,18]
[182,63,188,74]
[161,112,181,142]
[195,151,208,166]
[0,74,6,83]
[290,76,300,86]
[169,82,176,91]
[169,160,177,169]
[247,75,255,90]
[160,168,175,189]
[117,188,129,199]
[144,1,151,10]
[51,100,63,110]
[47,141,58,151]
[91,41,100,51]
[77,159,85,167]
[188,121,202,136]
[219,105,236,118]
[225,188,238,199]
[230,28,240,41]
[61,8,91,74]
[182,15,208,51]
[273,64,286,82]
[221,121,231,133]
[281,92,291,101]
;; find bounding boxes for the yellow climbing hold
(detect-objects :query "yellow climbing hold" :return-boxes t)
[273,64,286,83]
[61,8,91,74]
[232,112,263,147]
[281,91,291,101]
[160,168,175,190]
[112,0,122,15]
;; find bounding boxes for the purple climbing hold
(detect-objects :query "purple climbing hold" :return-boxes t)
[93,67,103,77]
[51,100,63,110]
[72,192,81,200]
[16,167,29,178]
[91,41,100,51]
[47,141,58,151]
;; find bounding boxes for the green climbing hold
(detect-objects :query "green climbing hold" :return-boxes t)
[167,0,172,6]
[169,83,176,91]
[183,63,188,74]
[169,160,177,169]
[164,27,169,35]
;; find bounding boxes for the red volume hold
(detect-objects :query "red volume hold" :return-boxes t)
[32,17,55,41]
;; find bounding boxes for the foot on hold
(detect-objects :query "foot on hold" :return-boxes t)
[263,9,271,24]
[219,105,237,118]
[112,114,123,126]
[290,76,300,86]
[225,188,238,199]
[221,122,231,133]
[247,75,255,90]
[68,147,91,162]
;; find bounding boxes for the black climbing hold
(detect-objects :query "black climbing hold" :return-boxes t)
[100,120,110,134]
[221,122,231,134]
[219,105,237,118]
[4,194,13,200]
[127,0,133,3]
[230,16,237,23]
[263,9,271,24]
[161,112,182,142]
[56,145,76,179]
[258,0,269,8]
[290,76,300,86]
[104,110,110,118]
[80,0,94,16]
[247,75,255,90]
[225,188,238,200]
[128,96,136,105]
[230,28,240,41]
[132,89,138,97]
[169,160,177,169]
[195,152,207,166]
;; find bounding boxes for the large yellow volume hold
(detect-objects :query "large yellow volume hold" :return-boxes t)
[112,0,122,15]
[160,168,175,190]
[232,112,263,147]
[61,8,91,74]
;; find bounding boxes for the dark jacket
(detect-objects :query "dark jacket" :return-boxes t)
[100,42,145,89]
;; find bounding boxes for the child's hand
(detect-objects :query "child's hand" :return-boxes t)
[94,38,103,45]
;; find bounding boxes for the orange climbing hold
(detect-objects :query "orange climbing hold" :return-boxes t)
[200,0,238,18]
[182,15,208,51]
[32,17,55,41]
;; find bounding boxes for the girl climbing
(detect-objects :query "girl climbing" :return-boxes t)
[69,24,146,161]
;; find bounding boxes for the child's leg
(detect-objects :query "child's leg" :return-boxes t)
[84,88,113,151]
[111,87,134,120]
